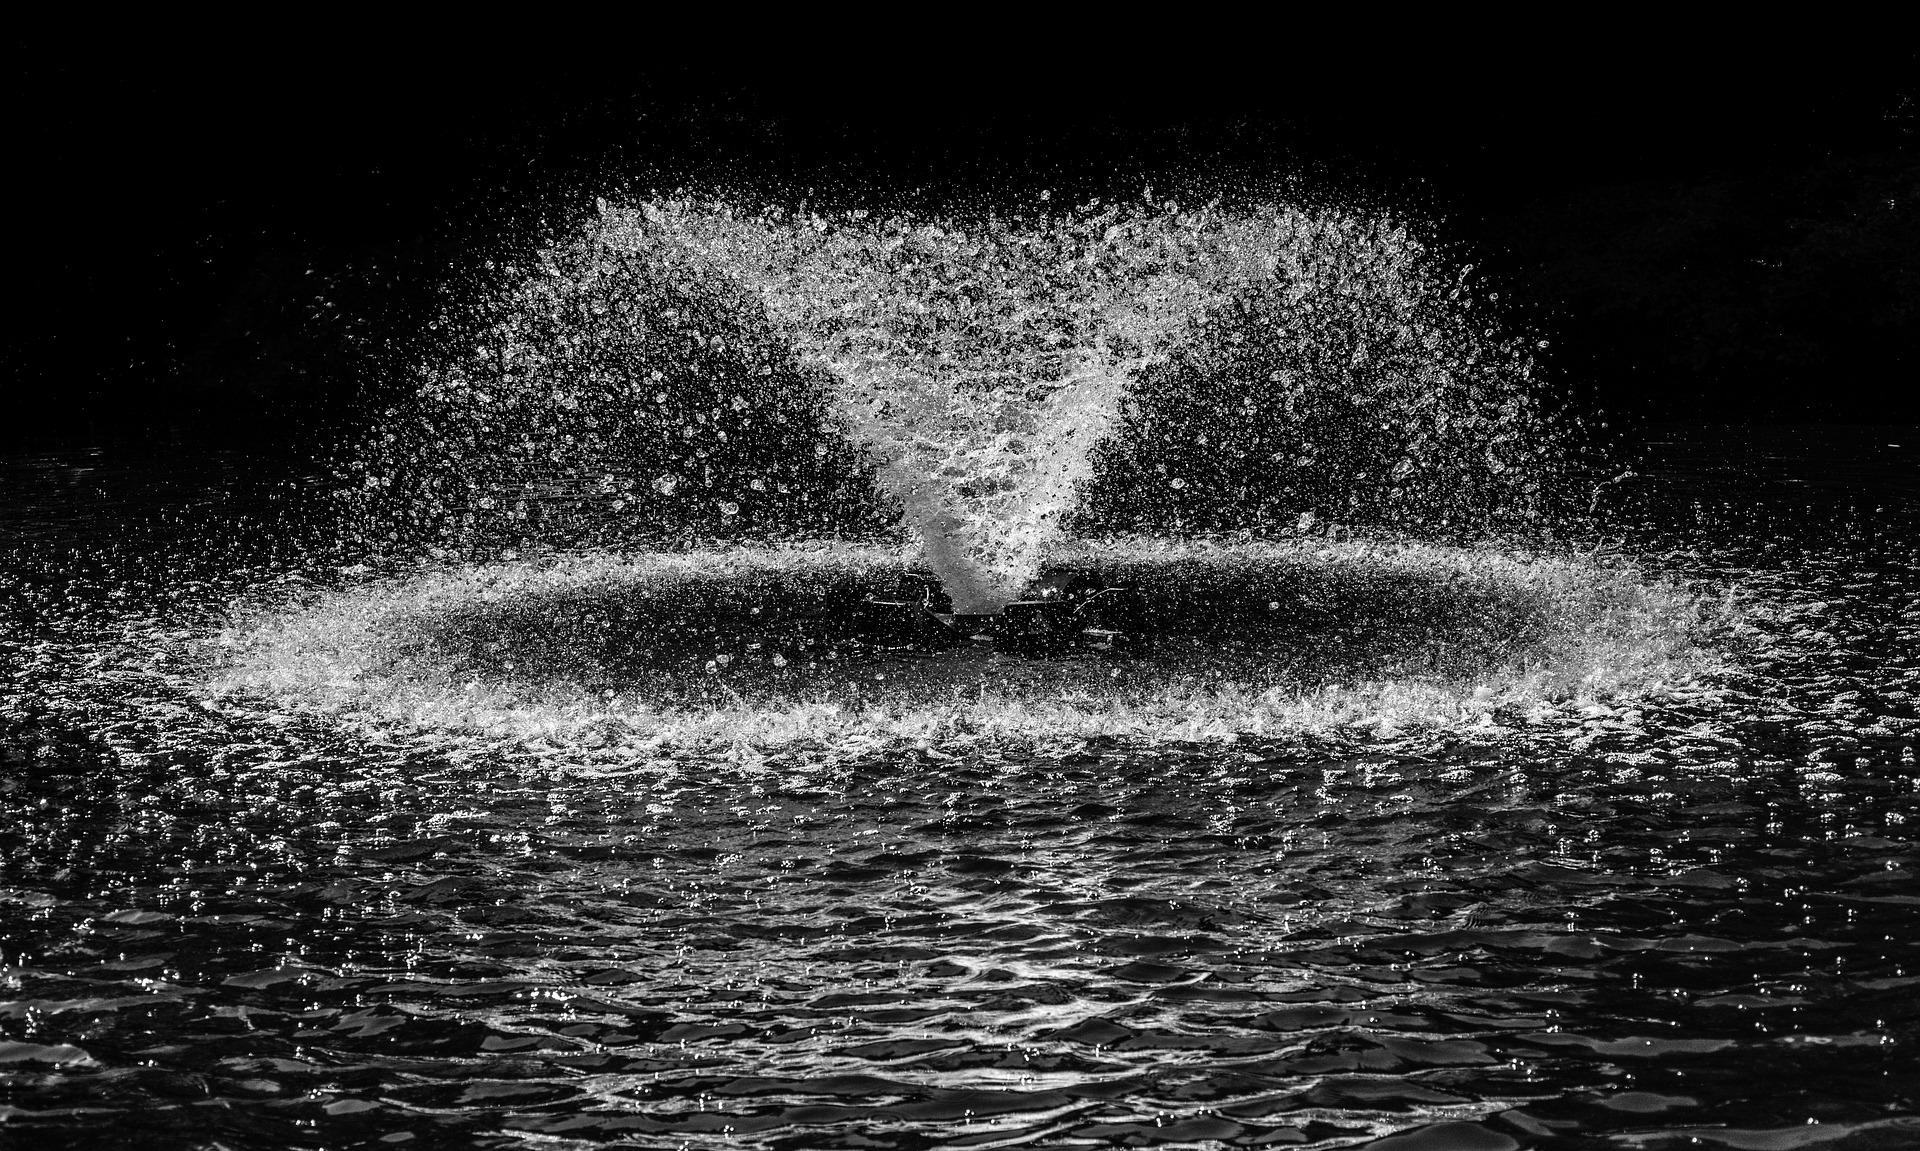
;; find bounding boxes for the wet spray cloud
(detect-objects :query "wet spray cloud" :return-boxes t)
[340,193,1569,601]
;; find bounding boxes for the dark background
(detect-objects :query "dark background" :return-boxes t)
[7,36,1917,453]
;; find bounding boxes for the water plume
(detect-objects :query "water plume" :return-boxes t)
[342,195,1562,614]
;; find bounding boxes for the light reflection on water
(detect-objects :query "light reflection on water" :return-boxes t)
[2,428,1918,1150]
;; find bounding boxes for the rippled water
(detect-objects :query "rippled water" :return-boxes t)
[3,428,1918,1149]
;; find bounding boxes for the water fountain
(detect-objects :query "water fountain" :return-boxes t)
[277,193,1627,752]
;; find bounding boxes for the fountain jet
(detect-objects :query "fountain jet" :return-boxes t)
[621,199,1275,614]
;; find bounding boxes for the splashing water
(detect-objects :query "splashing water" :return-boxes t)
[344,196,1562,614]
[209,537,1720,758]
[11,173,1916,1146]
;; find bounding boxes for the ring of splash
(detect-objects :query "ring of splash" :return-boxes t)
[212,536,1712,756]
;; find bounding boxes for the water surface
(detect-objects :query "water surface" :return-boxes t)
[2,427,1917,1149]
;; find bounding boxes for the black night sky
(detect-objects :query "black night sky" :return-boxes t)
[8,38,1918,450]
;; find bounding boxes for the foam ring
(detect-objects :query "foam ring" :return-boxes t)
[210,538,1718,754]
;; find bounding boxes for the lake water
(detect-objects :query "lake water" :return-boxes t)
[2,426,1916,1149]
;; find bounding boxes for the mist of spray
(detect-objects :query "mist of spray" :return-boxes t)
[341,195,1566,611]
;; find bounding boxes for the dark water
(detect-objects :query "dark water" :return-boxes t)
[2,428,1918,1150]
